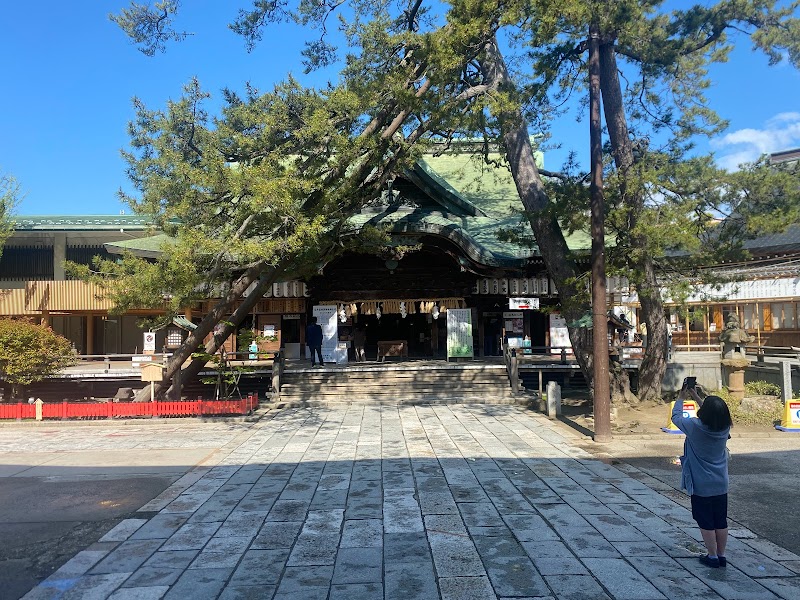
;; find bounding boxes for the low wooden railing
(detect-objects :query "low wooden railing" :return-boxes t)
[503,345,575,394]
[755,345,800,360]
[673,344,721,353]
[70,353,173,369]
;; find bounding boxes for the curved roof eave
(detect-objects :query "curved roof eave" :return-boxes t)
[351,210,536,268]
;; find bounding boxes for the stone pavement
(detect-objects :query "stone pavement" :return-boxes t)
[14,405,800,600]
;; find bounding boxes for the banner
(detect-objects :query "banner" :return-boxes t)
[312,305,341,363]
[447,309,474,358]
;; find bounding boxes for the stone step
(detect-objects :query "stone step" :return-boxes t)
[269,394,526,407]
[275,362,520,405]
[280,380,513,390]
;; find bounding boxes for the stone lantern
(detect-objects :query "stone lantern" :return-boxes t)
[719,313,753,399]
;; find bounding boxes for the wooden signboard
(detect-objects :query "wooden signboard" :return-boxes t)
[141,363,164,382]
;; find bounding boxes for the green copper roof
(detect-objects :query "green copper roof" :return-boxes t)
[14,215,153,231]
[104,148,591,267]
[105,233,173,259]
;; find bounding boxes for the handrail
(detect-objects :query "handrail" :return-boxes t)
[512,347,571,365]
[75,353,172,360]
[72,353,173,370]
[672,344,720,352]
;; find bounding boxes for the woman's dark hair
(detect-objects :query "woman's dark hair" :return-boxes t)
[697,395,733,431]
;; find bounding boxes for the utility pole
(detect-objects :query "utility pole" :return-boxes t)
[589,21,612,443]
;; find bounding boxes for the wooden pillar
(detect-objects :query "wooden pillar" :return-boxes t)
[685,314,691,349]
[86,314,94,355]
[53,232,67,280]
[706,307,711,348]
[477,313,485,358]
[756,302,761,347]
[588,20,611,443]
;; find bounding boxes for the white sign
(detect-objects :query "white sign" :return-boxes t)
[509,297,540,310]
[788,402,800,426]
[549,313,571,354]
[447,309,474,358]
[143,331,156,353]
[503,311,523,319]
[313,305,343,364]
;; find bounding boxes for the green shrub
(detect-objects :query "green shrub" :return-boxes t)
[744,380,781,397]
[0,319,76,398]
[704,387,782,427]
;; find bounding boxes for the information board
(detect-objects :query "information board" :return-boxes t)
[447,309,474,359]
[313,305,343,364]
[549,313,571,355]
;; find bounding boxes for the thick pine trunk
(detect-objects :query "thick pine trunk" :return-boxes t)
[599,41,667,403]
[635,261,669,401]
[481,38,595,389]
[134,265,280,402]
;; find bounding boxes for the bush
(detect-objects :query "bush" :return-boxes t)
[744,380,781,397]
[705,387,782,427]
[0,319,76,398]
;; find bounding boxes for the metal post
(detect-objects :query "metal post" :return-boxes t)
[589,21,611,443]
[510,349,520,395]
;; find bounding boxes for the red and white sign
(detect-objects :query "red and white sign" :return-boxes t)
[143,331,156,354]
[682,401,698,419]
[509,297,540,310]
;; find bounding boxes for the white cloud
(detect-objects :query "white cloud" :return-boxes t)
[711,112,800,170]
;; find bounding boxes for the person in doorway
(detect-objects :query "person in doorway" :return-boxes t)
[617,313,631,343]
[672,381,733,569]
[306,316,324,367]
[353,326,366,362]
[639,321,648,348]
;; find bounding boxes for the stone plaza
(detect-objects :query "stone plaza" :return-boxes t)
[5,404,800,600]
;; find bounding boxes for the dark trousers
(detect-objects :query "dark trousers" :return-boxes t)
[310,344,323,365]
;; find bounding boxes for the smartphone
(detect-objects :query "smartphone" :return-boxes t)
[682,376,696,390]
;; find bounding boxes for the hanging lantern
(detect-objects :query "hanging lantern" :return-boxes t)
[400,301,407,318]
[431,303,440,320]
[376,304,382,319]
[338,304,347,322]
[345,304,352,318]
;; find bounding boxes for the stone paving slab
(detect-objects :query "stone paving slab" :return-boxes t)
[13,404,800,599]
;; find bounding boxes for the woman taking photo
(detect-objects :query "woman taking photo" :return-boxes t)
[672,379,733,568]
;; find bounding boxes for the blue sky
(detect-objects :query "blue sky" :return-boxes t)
[2,1,799,216]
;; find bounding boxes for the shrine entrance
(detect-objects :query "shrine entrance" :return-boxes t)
[352,313,445,360]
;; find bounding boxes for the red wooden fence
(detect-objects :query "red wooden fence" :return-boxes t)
[0,395,257,421]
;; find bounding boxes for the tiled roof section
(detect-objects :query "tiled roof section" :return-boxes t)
[408,161,485,217]
[104,233,173,259]
[350,207,534,267]
[419,150,590,257]
[420,150,543,220]
[742,225,800,254]
[770,148,800,165]
[14,215,153,230]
